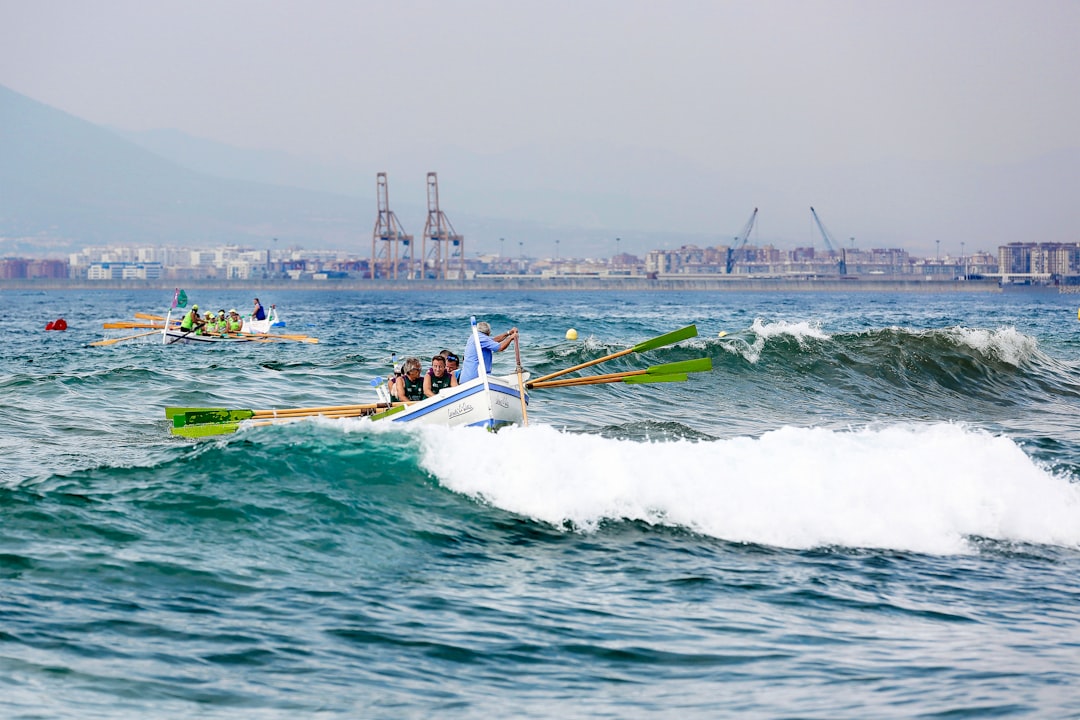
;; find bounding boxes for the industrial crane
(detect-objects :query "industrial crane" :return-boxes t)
[809,206,847,275]
[725,207,759,274]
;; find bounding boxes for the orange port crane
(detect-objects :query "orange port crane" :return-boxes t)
[421,172,464,280]
[371,173,414,280]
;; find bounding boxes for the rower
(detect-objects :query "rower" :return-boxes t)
[459,321,517,383]
[180,305,205,334]
[226,309,243,333]
[391,357,425,402]
[424,355,457,397]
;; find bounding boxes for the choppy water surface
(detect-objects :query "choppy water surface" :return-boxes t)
[2,288,1079,718]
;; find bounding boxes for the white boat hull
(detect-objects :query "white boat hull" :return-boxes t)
[377,374,528,430]
[162,329,265,344]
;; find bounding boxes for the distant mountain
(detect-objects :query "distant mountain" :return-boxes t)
[0,84,367,253]
[0,85,702,259]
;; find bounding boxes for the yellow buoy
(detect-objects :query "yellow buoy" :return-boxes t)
[565,328,578,341]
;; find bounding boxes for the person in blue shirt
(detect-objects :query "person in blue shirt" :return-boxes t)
[252,298,267,321]
[459,321,517,383]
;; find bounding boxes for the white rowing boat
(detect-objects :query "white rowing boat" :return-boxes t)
[370,373,528,430]
[161,307,310,344]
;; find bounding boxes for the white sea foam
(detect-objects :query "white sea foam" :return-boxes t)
[942,325,1038,366]
[721,317,831,363]
[418,422,1080,555]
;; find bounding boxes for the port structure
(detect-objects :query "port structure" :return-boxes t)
[726,207,759,274]
[421,172,464,280]
[371,172,414,280]
[810,207,847,275]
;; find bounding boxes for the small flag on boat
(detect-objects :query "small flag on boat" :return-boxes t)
[173,288,187,309]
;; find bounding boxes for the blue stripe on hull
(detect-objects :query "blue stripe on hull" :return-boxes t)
[390,381,527,425]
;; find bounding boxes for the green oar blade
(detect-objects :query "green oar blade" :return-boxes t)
[166,407,228,419]
[174,409,255,428]
[171,422,242,438]
[645,357,712,375]
[624,372,688,384]
[631,325,697,353]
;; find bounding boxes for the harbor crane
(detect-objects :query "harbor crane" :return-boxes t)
[421,172,464,280]
[725,207,759,274]
[371,172,414,280]
[809,206,847,275]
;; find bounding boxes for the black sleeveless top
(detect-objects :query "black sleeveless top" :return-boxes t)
[402,374,425,401]
[428,371,452,394]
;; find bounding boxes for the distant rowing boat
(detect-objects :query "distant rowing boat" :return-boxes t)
[92,307,318,346]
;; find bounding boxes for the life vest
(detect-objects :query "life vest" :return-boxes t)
[428,370,452,394]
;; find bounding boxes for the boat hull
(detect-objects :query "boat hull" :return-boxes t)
[379,374,527,430]
[162,329,265,344]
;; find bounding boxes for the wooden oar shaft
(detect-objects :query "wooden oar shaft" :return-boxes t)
[104,322,174,330]
[236,333,318,343]
[530,371,646,389]
[529,368,646,388]
[240,408,389,429]
[530,325,698,385]
[250,402,399,418]
[529,348,634,385]
[513,335,529,426]
[527,357,712,389]
[531,373,689,389]
[90,328,165,346]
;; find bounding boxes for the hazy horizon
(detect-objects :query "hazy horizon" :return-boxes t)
[2,0,1078,257]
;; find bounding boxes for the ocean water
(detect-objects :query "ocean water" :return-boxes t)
[2,287,1079,718]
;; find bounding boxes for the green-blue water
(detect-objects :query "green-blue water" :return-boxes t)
[3,288,1080,718]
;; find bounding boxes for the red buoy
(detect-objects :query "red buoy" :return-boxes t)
[46,318,67,331]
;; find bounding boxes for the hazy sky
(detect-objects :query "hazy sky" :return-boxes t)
[2,0,1078,255]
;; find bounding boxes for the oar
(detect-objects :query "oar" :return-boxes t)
[170,402,400,427]
[513,334,529,426]
[529,324,698,385]
[135,312,166,321]
[104,322,174,330]
[167,327,196,344]
[233,332,319,344]
[90,329,165,347]
[527,357,712,389]
[171,406,397,437]
[531,372,689,389]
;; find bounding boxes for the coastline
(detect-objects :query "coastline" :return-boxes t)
[0,277,1025,293]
